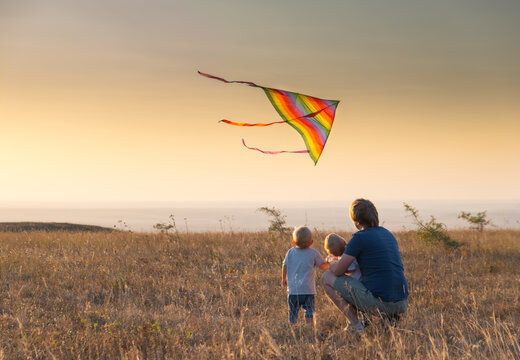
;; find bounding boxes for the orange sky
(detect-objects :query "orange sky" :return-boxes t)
[1,1,519,203]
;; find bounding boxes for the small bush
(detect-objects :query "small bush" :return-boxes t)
[458,211,493,232]
[257,206,291,235]
[403,203,461,249]
[153,214,179,241]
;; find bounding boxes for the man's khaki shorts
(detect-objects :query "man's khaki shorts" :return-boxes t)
[333,275,408,315]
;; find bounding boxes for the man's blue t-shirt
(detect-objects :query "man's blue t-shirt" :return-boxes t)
[345,227,408,302]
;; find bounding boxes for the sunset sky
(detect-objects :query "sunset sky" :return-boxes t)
[1,0,519,203]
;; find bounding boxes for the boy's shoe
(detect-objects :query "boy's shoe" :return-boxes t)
[343,322,364,336]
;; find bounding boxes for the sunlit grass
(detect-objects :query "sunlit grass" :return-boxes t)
[0,230,519,359]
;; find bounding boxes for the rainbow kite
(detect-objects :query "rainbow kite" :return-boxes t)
[199,71,339,165]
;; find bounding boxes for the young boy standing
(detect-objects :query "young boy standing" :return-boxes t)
[282,226,329,325]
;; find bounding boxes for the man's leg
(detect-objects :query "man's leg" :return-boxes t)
[322,270,360,324]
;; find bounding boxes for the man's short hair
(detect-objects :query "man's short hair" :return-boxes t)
[324,233,346,256]
[292,226,312,249]
[350,198,379,228]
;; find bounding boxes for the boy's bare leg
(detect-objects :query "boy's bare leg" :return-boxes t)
[322,271,360,324]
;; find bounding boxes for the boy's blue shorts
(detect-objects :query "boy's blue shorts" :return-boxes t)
[288,294,315,323]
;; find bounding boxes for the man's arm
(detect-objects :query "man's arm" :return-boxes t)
[329,254,355,276]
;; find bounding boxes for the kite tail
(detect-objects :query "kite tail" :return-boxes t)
[219,119,287,127]
[242,139,308,155]
[218,106,330,127]
[198,71,259,87]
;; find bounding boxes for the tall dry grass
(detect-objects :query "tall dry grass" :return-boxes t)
[0,229,519,359]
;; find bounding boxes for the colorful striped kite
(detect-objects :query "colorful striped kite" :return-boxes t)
[199,71,339,165]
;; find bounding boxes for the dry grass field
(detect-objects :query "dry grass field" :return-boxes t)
[0,229,519,359]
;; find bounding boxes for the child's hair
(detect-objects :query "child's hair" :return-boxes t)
[324,233,346,256]
[292,226,312,249]
[350,198,379,228]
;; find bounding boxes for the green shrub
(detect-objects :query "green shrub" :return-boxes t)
[458,211,493,232]
[257,206,291,235]
[403,203,461,249]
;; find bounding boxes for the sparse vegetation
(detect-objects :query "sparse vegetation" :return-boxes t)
[0,228,519,359]
[154,214,179,241]
[404,203,461,249]
[257,206,291,235]
[114,220,131,232]
[459,211,493,232]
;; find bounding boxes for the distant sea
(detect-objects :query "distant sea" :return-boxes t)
[0,201,519,233]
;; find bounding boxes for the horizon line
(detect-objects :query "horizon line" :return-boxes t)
[1,199,519,209]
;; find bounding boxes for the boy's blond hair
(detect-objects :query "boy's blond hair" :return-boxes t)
[292,226,312,249]
[350,198,379,228]
[324,233,346,256]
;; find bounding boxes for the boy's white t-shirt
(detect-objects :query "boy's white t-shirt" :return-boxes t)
[283,247,325,295]
[327,256,363,280]
[348,259,362,280]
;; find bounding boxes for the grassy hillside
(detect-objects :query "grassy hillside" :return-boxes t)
[0,222,113,233]
[0,229,518,359]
